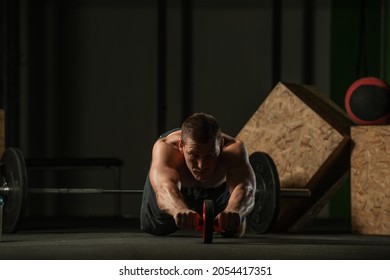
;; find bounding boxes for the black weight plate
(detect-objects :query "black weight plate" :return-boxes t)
[202,199,214,244]
[247,152,280,234]
[1,148,28,233]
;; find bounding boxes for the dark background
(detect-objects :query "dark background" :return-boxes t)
[0,0,387,225]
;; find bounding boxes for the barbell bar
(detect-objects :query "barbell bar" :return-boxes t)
[0,147,311,234]
[27,188,144,194]
[1,187,309,196]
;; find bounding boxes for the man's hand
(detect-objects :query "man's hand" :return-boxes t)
[216,210,241,232]
[173,209,201,230]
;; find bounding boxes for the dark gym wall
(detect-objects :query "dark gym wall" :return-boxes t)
[19,0,159,217]
[14,0,332,219]
[0,0,20,148]
[330,0,384,219]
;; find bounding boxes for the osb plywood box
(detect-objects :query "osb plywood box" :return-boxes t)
[237,82,353,232]
[351,126,390,235]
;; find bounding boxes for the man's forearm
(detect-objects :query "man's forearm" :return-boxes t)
[155,183,189,216]
[225,184,255,217]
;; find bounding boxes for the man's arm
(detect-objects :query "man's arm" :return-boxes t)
[218,140,256,231]
[149,140,200,229]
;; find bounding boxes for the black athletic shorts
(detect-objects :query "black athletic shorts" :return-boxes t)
[139,129,231,236]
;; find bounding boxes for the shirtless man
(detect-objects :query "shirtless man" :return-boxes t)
[140,112,256,237]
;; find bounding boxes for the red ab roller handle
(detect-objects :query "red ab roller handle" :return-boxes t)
[195,200,223,244]
[194,215,224,232]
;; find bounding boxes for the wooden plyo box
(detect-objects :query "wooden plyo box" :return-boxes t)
[237,82,353,232]
[351,126,390,235]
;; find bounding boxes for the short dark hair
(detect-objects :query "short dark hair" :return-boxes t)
[181,113,221,144]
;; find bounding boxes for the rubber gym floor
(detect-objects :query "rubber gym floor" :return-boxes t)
[0,218,389,260]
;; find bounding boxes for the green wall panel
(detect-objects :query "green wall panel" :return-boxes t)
[330,0,382,219]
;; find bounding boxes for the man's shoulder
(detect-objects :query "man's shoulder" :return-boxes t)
[154,137,179,152]
[153,134,182,162]
[221,138,248,166]
[222,136,245,152]
[159,130,181,144]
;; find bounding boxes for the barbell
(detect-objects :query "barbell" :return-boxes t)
[0,147,311,234]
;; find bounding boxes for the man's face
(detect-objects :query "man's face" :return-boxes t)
[179,137,221,182]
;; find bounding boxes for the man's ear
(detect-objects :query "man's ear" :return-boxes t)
[216,137,224,156]
[178,138,184,153]
[220,137,224,149]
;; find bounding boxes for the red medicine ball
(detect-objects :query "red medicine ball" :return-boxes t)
[345,77,390,125]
